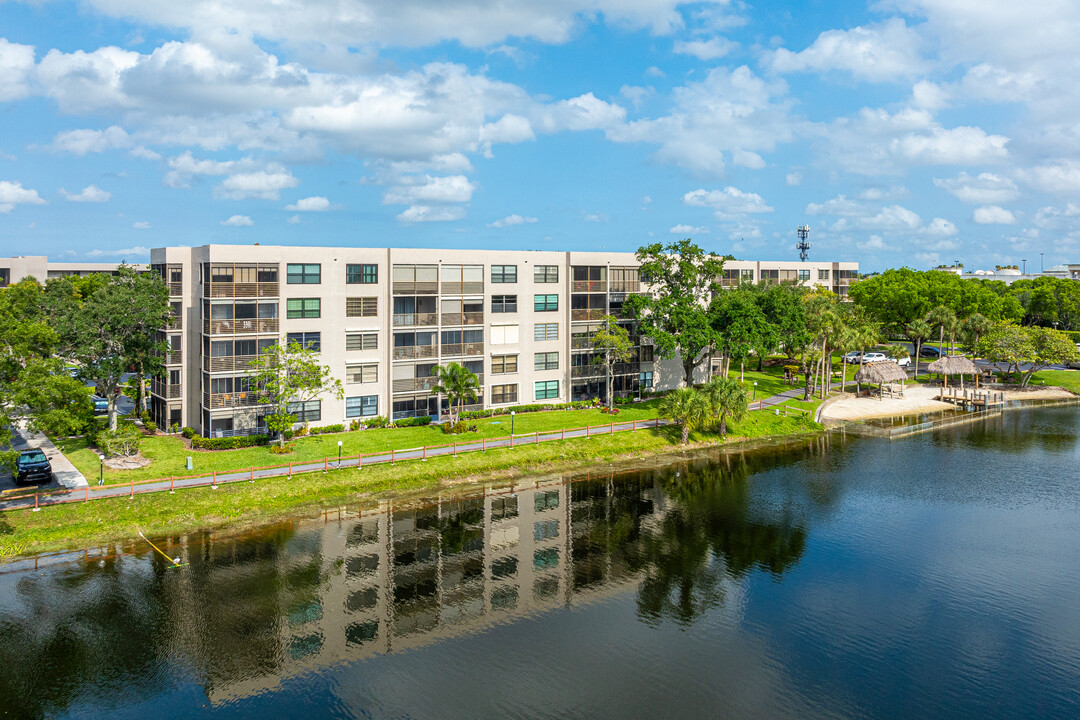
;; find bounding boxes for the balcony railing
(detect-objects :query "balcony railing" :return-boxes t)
[571,337,595,349]
[571,365,605,379]
[203,355,258,373]
[203,392,269,409]
[440,281,484,295]
[440,312,484,326]
[572,280,607,293]
[392,377,438,393]
[393,345,437,360]
[205,282,279,298]
[151,381,182,399]
[168,282,183,297]
[571,309,605,321]
[208,426,268,439]
[165,315,182,330]
[165,350,183,366]
[441,342,484,357]
[609,282,640,294]
[393,281,438,295]
[203,317,279,335]
[393,312,438,327]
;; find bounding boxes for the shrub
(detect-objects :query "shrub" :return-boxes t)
[600,406,620,415]
[310,424,344,435]
[294,424,309,438]
[144,421,157,434]
[97,424,142,457]
[181,426,196,439]
[283,429,295,440]
[169,423,180,435]
[363,415,389,429]
[441,420,479,435]
[392,415,433,428]
[190,434,269,450]
[349,419,362,431]
[269,443,295,455]
[140,410,151,423]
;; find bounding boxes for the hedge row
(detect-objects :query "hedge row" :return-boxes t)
[459,400,594,420]
[191,434,269,450]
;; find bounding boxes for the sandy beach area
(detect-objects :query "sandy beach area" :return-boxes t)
[820,383,1076,422]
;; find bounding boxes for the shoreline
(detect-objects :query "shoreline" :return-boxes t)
[819,383,1077,423]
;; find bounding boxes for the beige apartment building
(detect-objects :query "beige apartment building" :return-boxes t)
[148,244,857,437]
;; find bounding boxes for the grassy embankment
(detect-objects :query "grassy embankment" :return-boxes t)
[1,409,822,558]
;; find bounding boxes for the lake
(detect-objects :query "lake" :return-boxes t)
[1,406,1078,719]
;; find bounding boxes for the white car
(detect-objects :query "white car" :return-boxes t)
[860,352,888,364]
[843,351,863,363]
[894,356,911,367]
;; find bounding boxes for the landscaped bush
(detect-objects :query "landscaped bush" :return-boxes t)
[140,410,151,423]
[1063,330,1080,343]
[310,424,344,435]
[96,423,142,457]
[392,416,433,428]
[362,415,389,429]
[269,443,295,455]
[600,406,620,415]
[293,424,309,438]
[190,434,269,450]
[459,400,593,420]
[144,421,157,434]
[181,426,196,439]
[441,420,479,435]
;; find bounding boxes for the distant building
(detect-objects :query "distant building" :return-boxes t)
[0,255,147,287]
[934,263,1080,286]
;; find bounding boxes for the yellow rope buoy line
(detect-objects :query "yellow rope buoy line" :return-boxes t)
[137,531,188,568]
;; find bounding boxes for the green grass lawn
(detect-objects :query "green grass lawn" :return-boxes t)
[56,400,664,485]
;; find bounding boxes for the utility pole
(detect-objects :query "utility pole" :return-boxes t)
[796,225,811,262]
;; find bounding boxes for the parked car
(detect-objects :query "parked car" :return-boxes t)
[91,394,109,414]
[919,346,943,358]
[860,352,888,364]
[843,351,863,363]
[15,449,52,485]
[894,356,911,367]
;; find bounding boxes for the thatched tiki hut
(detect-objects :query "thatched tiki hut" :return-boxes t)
[927,355,980,389]
[854,361,908,400]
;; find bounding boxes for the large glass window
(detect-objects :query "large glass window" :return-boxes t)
[534,265,559,283]
[346,395,379,418]
[286,298,320,319]
[535,380,559,400]
[491,265,517,283]
[491,295,517,313]
[492,355,518,374]
[798,269,811,282]
[346,264,378,284]
[818,269,830,280]
[346,297,378,317]
[534,352,559,371]
[491,384,518,404]
[346,332,378,351]
[640,371,654,389]
[534,323,559,341]
[286,400,321,423]
[534,294,558,312]
[286,331,321,351]
[287,263,321,284]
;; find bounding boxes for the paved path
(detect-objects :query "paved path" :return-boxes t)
[0,423,87,494]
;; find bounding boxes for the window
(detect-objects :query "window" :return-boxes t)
[640,371,654,389]
[535,490,559,512]
[491,384,518,404]
[346,297,378,318]
[491,295,517,313]
[640,345,654,362]
[169,369,181,386]
[346,264,378,284]
[491,265,517,283]
[818,269,830,280]
[491,324,519,344]
[535,380,559,400]
[534,352,559,371]
[346,396,379,418]
[286,331,321,351]
[740,269,754,282]
[286,400,321,423]
[534,323,559,341]
[534,294,558,312]
[534,547,559,569]
[287,263,321,284]
[798,269,811,282]
[346,363,378,384]
[533,520,559,541]
[287,298,321,319]
[346,332,378,351]
[491,355,518,374]
[534,265,559,283]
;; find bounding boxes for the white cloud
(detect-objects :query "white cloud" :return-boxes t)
[670,224,708,234]
[221,214,254,226]
[858,235,886,250]
[1016,162,1080,195]
[0,181,46,213]
[215,167,299,200]
[973,205,1017,224]
[584,213,608,222]
[769,19,926,82]
[59,184,111,202]
[129,146,161,160]
[806,194,862,217]
[132,221,151,229]
[683,186,774,219]
[786,172,801,186]
[397,205,466,223]
[85,245,150,257]
[51,126,132,155]
[673,37,738,61]
[488,214,537,228]
[890,126,1009,165]
[0,38,36,101]
[911,80,948,110]
[645,66,665,78]
[286,214,300,224]
[922,217,958,236]
[383,175,475,205]
[285,196,331,211]
[933,172,1019,204]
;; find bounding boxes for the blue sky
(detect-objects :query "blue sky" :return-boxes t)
[2,0,1079,272]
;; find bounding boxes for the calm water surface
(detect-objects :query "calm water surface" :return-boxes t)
[2,407,1079,719]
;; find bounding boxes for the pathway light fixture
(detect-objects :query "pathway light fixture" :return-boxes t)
[753,381,758,401]
[337,440,343,468]
[98,454,105,486]
[510,411,516,435]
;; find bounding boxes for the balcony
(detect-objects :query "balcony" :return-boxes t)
[571,337,595,350]
[203,355,258,373]
[151,381,181,399]
[165,314,182,331]
[203,317,279,335]
[203,392,268,409]
[441,342,484,357]
[609,281,640,294]
[571,365,605,379]
[205,282,279,298]
[168,282,183,297]
[393,281,438,295]
[165,350,183,366]
[571,309,605,322]
[440,312,484,326]
[392,377,438,393]
[393,345,437,360]
[393,312,438,327]
[572,280,607,293]
[440,281,484,295]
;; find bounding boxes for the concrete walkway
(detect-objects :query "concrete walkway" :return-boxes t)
[6,424,88,490]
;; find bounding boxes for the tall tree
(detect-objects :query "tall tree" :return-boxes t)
[906,319,932,378]
[701,377,748,436]
[978,325,1079,387]
[590,315,634,410]
[709,288,778,381]
[659,388,709,445]
[623,239,725,386]
[430,362,481,424]
[925,306,959,357]
[248,338,344,446]
[960,313,993,356]
[46,266,171,430]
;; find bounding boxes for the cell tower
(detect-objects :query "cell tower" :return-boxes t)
[796,225,811,262]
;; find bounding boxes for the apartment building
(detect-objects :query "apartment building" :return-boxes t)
[148,244,857,437]
[0,255,147,287]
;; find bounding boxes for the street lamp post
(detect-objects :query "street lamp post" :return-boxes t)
[1022,258,1027,274]
[98,454,105,486]
[337,440,343,468]
[753,381,757,401]
[1041,253,1045,273]
[510,411,515,435]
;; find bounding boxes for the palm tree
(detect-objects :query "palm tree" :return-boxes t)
[659,388,709,444]
[430,362,480,424]
[886,343,910,368]
[961,313,992,357]
[907,319,932,378]
[925,306,958,357]
[702,377,748,435]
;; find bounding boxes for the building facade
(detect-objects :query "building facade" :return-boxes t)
[0,255,147,287]
[149,245,858,437]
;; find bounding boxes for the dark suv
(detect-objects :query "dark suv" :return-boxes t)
[15,449,52,485]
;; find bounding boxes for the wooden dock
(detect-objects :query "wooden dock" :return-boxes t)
[935,387,1005,410]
